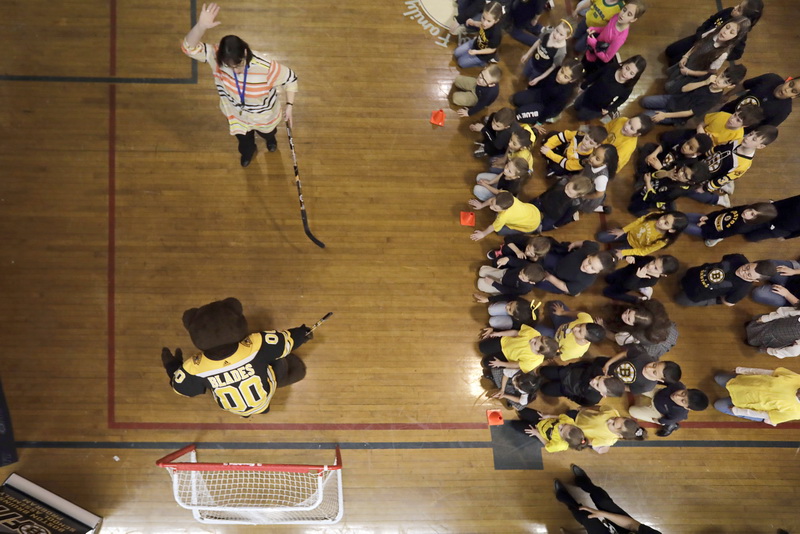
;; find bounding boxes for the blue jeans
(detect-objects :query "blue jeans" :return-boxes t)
[474,172,500,201]
[640,95,683,125]
[750,260,800,306]
[712,372,765,421]
[684,213,704,238]
[535,300,572,337]
[454,39,488,69]
[687,189,721,205]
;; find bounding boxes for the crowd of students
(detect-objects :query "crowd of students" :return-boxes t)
[449,0,800,462]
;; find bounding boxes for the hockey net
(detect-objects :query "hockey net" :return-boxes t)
[156,444,343,525]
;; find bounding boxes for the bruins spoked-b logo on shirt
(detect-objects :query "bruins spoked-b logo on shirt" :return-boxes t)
[613,361,638,384]
[700,266,729,289]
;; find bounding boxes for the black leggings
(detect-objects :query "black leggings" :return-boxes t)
[235,129,277,158]
[557,478,636,534]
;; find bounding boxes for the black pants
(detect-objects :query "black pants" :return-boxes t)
[236,129,277,159]
[556,477,637,534]
[664,35,696,67]
[539,365,569,398]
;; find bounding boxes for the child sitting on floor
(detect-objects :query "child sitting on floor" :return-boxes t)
[453,64,503,117]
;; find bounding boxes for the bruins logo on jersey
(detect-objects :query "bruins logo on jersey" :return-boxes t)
[714,210,740,232]
[704,267,727,285]
[705,147,733,174]
[614,361,637,384]
[737,95,761,110]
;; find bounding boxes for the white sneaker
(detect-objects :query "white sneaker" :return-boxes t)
[704,238,723,247]
[638,287,653,300]
[720,182,735,195]
[717,194,731,208]
[578,124,590,133]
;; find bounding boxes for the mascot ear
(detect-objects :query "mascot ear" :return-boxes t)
[222,297,243,315]
[182,308,199,330]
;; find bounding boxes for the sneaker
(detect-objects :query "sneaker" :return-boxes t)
[486,249,500,260]
[704,238,723,247]
[473,147,486,158]
[545,113,560,124]
[545,0,555,10]
[717,194,731,208]
[720,182,735,195]
[578,124,590,133]
[594,205,612,214]
[638,287,653,300]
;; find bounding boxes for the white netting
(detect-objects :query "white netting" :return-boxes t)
[158,447,343,525]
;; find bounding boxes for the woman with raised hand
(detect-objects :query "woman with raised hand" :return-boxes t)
[181,3,298,167]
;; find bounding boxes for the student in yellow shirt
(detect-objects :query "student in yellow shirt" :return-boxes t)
[713,366,800,425]
[490,124,536,171]
[469,192,542,241]
[698,106,763,147]
[540,125,607,176]
[478,324,559,374]
[512,411,590,453]
[597,211,689,257]
[603,114,654,172]
[574,405,647,453]
[536,301,605,361]
[660,104,763,150]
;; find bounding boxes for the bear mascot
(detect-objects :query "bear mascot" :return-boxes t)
[161,297,311,417]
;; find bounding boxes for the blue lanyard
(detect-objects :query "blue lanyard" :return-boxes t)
[233,64,249,112]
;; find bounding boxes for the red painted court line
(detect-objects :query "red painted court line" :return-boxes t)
[107,84,117,429]
[106,0,117,429]
[108,421,489,431]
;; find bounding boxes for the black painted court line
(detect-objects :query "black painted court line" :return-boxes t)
[0,0,197,85]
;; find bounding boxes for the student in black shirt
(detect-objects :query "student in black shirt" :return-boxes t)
[744,194,800,242]
[597,347,682,394]
[530,175,594,231]
[676,255,776,306]
[635,133,712,180]
[470,108,515,158]
[640,64,746,125]
[629,383,709,437]
[628,159,709,216]
[573,55,646,122]
[477,262,546,296]
[514,59,584,126]
[603,255,679,303]
[722,73,798,130]
[684,202,777,247]
[537,240,617,295]
[664,0,763,64]
[453,64,503,117]
[539,360,626,406]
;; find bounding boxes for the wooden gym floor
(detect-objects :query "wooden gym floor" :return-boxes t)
[0,0,798,532]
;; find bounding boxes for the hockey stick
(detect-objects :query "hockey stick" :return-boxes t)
[286,124,326,248]
[306,312,333,336]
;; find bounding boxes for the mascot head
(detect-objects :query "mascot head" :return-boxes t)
[182,297,249,360]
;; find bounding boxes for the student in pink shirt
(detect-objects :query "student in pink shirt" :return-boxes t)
[583,0,646,79]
